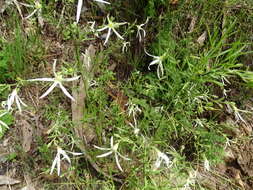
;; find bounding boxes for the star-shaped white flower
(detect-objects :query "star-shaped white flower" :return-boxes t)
[6,88,27,112]
[145,49,166,79]
[97,15,127,45]
[136,17,149,42]
[129,122,140,136]
[50,147,83,176]
[76,0,110,24]
[153,149,173,170]
[126,102,141,126]
[28,59,80,101]
[94,136,130,172]
[0,112,9,132]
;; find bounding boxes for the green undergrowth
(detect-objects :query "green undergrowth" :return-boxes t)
[0,0,253,189]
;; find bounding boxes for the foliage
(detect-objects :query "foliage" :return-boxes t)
[0,0,253,189]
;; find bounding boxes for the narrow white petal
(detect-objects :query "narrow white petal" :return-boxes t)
[94,145,111,151]
[63,76,80,82]
[50,157,57,174]
[144,17,149,25]
[53,59,57,76]
[66,151,83,156]
[149,59,160,66]
[110,136,114,148]
[148,59,160,70]
[40,82,58,99]
[19,2,34,8]
[136,29,140,38]
[76,0,83,24]
[157,70,161,79]
[157,62,164,79]
[204,159,210,171]
[15,97,22,112]
[25,9,37,19]
[118,22,127,26]
[60,151,71,164]
[106,15,111,23]
[7,94,15,111]
[10,90,16,101]
[97,26,109,32]
[17,96,27,107]
[137,31,142,42]
[0,120,9,129]
[96,151,113,158]
[0,112,7,118]
[118,153,131,161]
[93,0,110,4]
[144,49,155,58]
[104,28,111,45]
[140,28,146,38]
[6,100,12,112]
[160,153,170,164]
[56,155,61,176]
[115,154,123,172]
[28,78,55,82]
[13,0,24,18]
[145,52,160,61]
[112,28,124,40]
[154,158,162,169]
[58,83,75,101]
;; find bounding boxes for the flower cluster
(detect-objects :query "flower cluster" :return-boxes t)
[3,0,172,177]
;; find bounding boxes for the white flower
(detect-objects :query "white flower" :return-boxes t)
[136,17,149,42]
[122,41,130,53]
[94,136,130,172]
[97,15,127,45]
[76,0,110,24]
[28,59,80,101]
[153,149,173,170]
[145,49,165,79]
[0,112,9,132]
[226,103,247,124]
[126,102,141,126]
[89,80,97,87]
[50,147,83,176]
[129,122,140,136]
[6,89,27,112]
